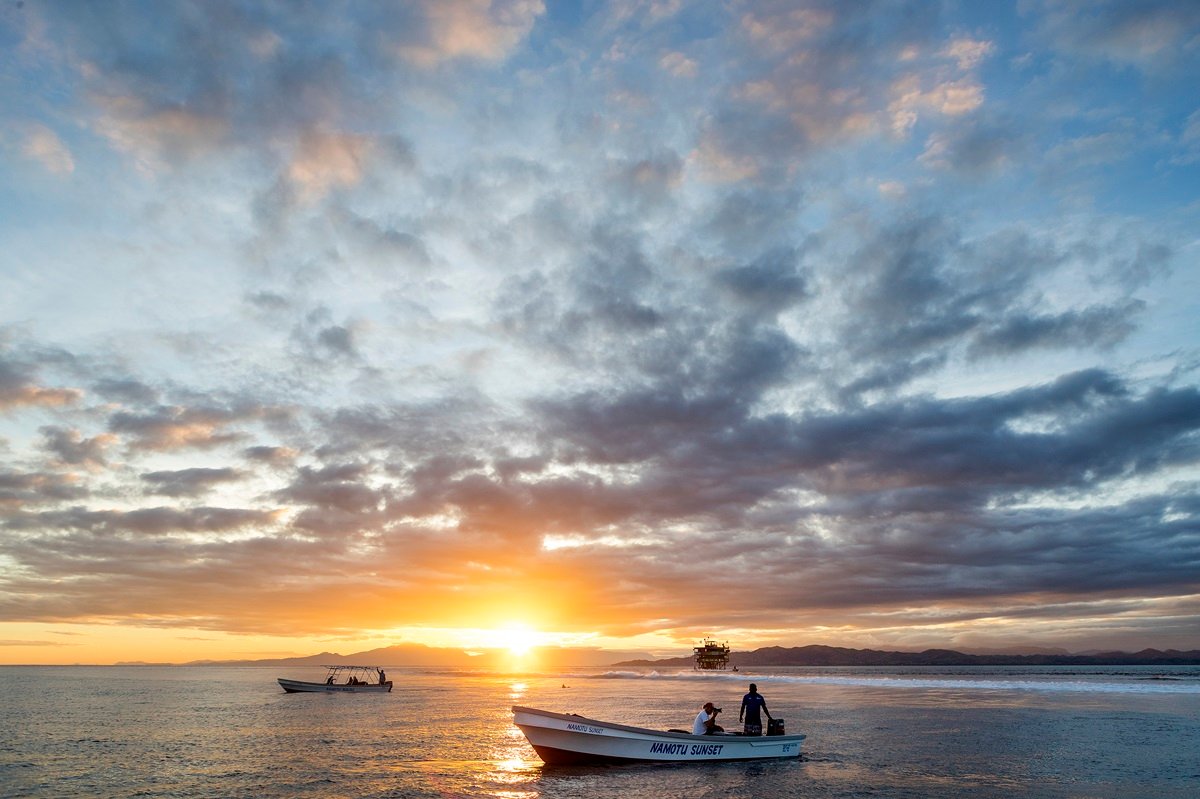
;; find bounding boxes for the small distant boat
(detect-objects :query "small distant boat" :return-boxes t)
[512,705,805,765]
[277,665,393,693]
[693,637,732,670]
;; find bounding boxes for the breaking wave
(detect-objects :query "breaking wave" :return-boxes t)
[581,667,1200,695]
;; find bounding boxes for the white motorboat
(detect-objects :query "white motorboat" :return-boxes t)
[277,665,393,693]
[512,705,805,765]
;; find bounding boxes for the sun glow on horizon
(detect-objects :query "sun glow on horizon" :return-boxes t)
[484,622,542,657]
[375,621,600,656]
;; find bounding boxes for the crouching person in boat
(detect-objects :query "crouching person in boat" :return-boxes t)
[693,702,724,735]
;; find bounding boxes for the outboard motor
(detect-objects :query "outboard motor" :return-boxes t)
[767,718,785,736]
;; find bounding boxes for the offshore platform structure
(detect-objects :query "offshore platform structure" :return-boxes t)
[692,638,732,670]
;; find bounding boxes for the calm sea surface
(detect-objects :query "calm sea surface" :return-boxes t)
[2,664,1198,798]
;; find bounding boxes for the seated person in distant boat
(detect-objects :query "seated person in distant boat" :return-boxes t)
[325,675,335,684]
[693,702,724,735]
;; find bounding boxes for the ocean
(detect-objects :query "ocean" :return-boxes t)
[2,664,1198,798]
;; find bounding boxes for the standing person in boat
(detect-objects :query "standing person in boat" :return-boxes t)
[378,669,386,684]
[693,702,724,735]
[739,683,772,736]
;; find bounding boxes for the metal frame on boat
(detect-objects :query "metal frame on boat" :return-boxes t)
[277,665,393,693]
[512,705,805,765]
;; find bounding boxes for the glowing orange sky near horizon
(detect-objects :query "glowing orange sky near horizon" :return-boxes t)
[5,590,1195,665]
[0,619,674,666]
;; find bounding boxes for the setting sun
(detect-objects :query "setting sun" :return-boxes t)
[495,623,540,657]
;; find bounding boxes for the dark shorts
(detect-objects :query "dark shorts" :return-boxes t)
[743,722,762,736]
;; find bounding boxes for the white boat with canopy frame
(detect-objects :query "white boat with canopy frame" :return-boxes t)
[277,665,393,693]
[512,705,805,765]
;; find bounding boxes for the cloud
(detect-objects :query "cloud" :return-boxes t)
[968,301,1144,357]
[243,445,298,465]
[1032,0,1200,71]
[889,74,986,134]
[712,247,810,315]
[276,462,385,516]
[688,2,997,182]
[659,51,698,78]
[91,378,159,406]
[287,307,364,364]
[4,505,277,536]
[107,405,260,452]
[28,1,536,180]
[39,426,114,468]
[91,95,229,172]
[140,468,245,498]
[1,364,1196,637]
[941,37,996,70]
[0,469,88,508]
[392,0,546,67]
[823,215,1168,396]
[0,1,1195,652]
[0,354,80,410]
[284,131,375,204]
[918,116,1026,174]
[18,124,75,175]
[1177,108,1200,163]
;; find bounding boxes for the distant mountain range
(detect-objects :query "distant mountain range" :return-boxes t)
[615,644,1200,667]
[115,642,1200,668]
[120,643,655,669]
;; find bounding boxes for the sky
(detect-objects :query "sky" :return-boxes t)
[1,0,1199,666]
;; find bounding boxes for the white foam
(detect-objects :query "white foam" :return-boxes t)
[584,669,1200,695]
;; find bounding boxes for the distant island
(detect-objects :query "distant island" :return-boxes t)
[614,644,1200,668]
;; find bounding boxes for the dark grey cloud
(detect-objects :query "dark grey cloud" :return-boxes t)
[243,445,297,465]
[0,352,79,409]
[1033,0,1200,71]
[107,403,268,452]
[509,367,1200,628]
[703,188,807,253]
[969,301,1144,357]
[141,467,244,498]
[289,307,361,364]
[607,150,684,209]
[2,358,1196,638]
[276,462,386,516]
[244,291,292,314]
[713,246,811,315]
[4,505,274,536]
[0,470,89,508]
[39,426,112,467]
[832,216,1152,396]
[920,117,1030,175]
[91,377,159,406]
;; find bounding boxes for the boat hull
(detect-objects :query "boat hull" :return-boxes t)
[512,706,804,765]
[277,678,393,693]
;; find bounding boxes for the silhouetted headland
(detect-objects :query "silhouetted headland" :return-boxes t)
[614,644,1200,667]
